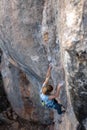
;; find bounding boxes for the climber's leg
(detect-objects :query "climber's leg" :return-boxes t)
[53,99,62,115]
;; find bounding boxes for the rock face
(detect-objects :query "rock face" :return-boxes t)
[58,0,87,129]
[0,0,87,130]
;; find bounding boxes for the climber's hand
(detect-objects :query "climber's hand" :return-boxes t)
[49,63,53,69]
[59,81,65,86]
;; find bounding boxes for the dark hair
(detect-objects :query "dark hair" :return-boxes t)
[45,85,53,95]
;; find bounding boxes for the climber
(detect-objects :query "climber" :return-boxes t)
[40,65,65,115]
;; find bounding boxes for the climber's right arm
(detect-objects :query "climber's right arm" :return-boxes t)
[42,65,52,87]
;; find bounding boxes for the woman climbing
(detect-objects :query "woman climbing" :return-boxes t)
[40,64,65,115]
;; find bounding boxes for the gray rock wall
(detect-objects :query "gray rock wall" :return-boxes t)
[58,0,87,129]
[0,0,87,130]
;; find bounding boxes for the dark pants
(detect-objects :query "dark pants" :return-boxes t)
[47,99,62,115]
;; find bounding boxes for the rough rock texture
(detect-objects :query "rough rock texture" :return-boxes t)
[58,0,87,130]
[0,0,87,130]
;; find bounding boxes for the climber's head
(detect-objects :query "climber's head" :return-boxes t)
[42,85,53,95]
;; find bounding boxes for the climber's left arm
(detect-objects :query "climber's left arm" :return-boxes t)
[48,83,63,100]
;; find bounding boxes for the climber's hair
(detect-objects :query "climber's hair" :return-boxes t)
[42,85,53,95]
